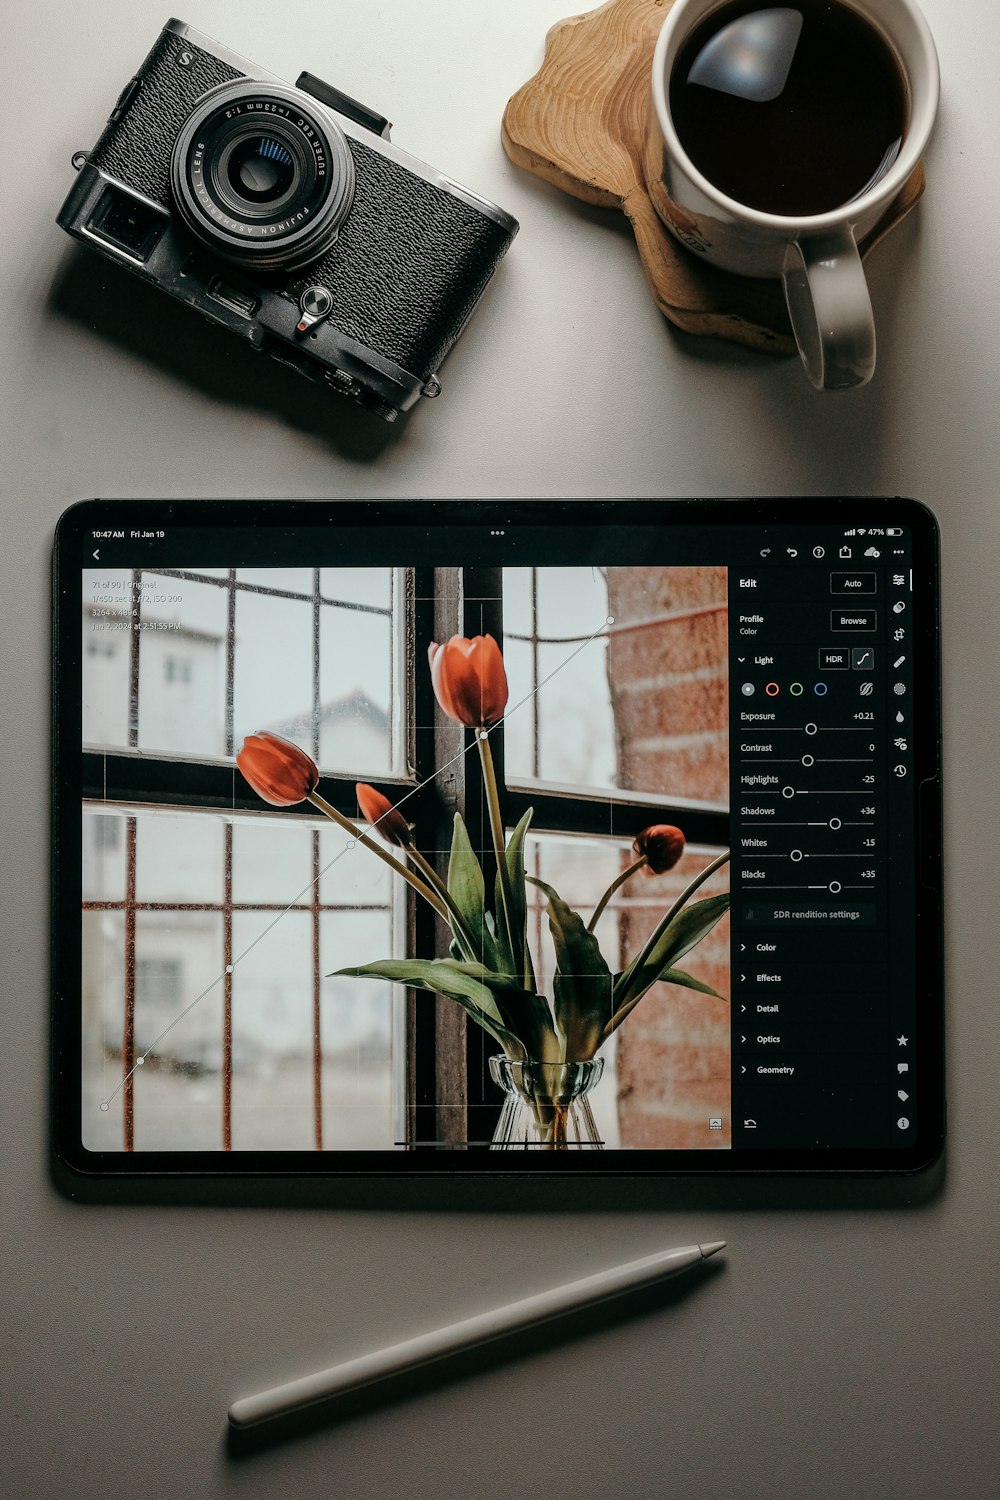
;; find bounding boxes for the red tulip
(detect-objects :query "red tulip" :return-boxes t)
[356,783,412,848]
[236,732,318,807]
[633,824,685,875]
[428,634,508,729]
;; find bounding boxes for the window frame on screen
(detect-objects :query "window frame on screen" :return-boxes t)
[73,559,729,1156]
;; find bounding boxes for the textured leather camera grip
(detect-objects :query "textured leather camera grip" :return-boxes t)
[287,140,515,380]
[90,31,241,207]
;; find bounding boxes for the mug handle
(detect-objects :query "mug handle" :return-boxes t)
[781,232,876,390]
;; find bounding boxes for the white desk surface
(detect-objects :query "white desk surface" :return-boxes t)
[2,2,998,1495]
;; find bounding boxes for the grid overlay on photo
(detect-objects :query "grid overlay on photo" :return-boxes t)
[81,563,730,1152]
[82,567,401,1151]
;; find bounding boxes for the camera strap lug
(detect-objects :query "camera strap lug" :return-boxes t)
[421,375,442,399]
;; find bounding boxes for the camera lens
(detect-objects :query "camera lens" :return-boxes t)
[170,82,355,272]
[227,137,296,203]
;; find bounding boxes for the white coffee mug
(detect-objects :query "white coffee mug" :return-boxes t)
[647,0,939,388]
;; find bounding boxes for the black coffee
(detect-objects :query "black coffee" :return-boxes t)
[670,1,907,216]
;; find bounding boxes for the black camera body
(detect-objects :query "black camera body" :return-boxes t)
[57,18,519,419]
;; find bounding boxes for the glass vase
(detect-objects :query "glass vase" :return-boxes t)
[489,1056,605,1150]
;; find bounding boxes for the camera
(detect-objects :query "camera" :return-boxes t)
[57,18,519,420]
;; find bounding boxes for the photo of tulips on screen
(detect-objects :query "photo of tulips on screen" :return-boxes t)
[81,563,731,1153]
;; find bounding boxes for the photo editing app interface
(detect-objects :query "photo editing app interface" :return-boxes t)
[731,526,917,1150]
[78,517,917,1156]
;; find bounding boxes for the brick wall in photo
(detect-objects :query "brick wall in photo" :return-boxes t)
[606,567,731,1148]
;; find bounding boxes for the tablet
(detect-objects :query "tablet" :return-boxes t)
[52,498,943,1177]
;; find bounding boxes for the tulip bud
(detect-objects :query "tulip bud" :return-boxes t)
[633,824,686,874]
[236,732,319,807]
[355,783,412,848]
[428,634,509,729]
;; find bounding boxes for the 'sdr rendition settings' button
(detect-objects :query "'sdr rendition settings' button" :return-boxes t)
[742,903,877,926]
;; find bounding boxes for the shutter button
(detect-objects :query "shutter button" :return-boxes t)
[296,286,334,334]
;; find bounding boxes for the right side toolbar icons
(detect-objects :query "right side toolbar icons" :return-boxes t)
[889,563,909,777]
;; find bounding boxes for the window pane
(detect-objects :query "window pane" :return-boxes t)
[320,568,392,611]
[233,590,313,754]
[321,910,396,1149]
[236,568,312,593]
[82,568,133,748]
[137,573,228,757]
[318,822,392,906]
[81,806,400,1152]
[503,566,614,789]
[131,910,225,1150]
[503,565,730,808]
[81,910,125,1148]
[318,604,394,776]
[230,910,315,1151]
[499,636,535,779]
[135,810,223,904]
[83,809,127,901]
[232,817,312,906]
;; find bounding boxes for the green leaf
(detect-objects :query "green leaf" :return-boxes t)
[657,966,727,1000]
[447,813,501,971]
[606,965,726,1037]
[528,875,613,1062]
[495,807,535,988]
[614,893,730,1011]
[330,958,526,1056]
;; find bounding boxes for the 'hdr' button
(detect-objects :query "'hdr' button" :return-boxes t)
[819,648,849,669]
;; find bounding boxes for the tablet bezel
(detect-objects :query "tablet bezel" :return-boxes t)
[52,497,944,1179]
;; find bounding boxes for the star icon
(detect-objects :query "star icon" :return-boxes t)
[897,1035,908,1046]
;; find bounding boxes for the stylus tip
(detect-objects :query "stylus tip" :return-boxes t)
[699,1241,727,1258]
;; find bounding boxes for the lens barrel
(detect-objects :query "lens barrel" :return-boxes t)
[170,81,355,272]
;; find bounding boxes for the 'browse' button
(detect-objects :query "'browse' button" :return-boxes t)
[831,609,877,631]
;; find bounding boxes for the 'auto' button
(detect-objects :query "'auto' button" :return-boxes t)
[830,571,877,594]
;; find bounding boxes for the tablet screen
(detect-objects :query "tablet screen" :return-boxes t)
[53,499,943,1175]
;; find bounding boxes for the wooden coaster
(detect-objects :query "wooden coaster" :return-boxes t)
[502,0,925,356]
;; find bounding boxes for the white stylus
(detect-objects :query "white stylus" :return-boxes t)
[228,1240,726,1430]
